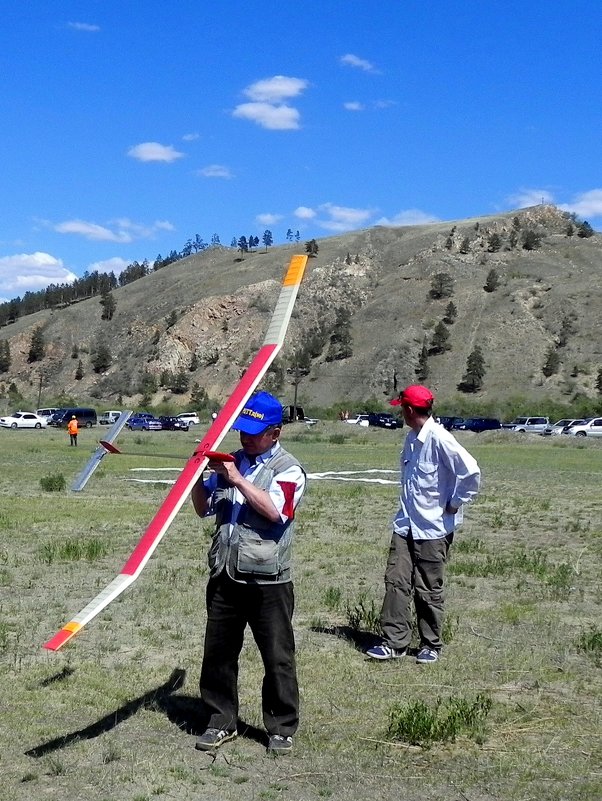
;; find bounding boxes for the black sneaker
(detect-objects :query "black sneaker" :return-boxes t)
[267,734,293,755]
[195,727,237,751]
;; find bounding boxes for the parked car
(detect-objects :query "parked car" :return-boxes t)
[542,418,583,436]
[437,416,465,431]
[50,407,98,428]
[36,407,59,422]
[507,416,550,433]
[345,414,370,427]
[127,414,162,431]
[177,412,200,426]
[566,417,602,438]
[368,412,401,429]
[157,416,189,431]
[455,417,502,433]
[99,410,122,425]
[0,411,48,429]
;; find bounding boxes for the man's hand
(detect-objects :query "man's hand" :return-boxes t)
[445,502,459,515]
[208,459,243,487]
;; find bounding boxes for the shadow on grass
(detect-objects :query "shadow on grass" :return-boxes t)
[26,666,266,757]
[26,668,187,758]
[310,624,380,652]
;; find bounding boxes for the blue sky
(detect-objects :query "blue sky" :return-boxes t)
[1,1,601,302]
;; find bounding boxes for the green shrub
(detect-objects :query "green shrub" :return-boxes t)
[387,694,492,747]
[577,626,602,657]
[345,593,381,634]
[40,473,66,492]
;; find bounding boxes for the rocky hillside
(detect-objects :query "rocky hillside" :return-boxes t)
[1,205,601,414]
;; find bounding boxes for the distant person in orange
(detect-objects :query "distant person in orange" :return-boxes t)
[67,415,79,446]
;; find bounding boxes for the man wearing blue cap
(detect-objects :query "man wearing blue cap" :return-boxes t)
[191,391,306,756]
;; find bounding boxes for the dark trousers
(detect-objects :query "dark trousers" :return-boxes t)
[69,434,77,446]
[380,531,453,651]
[200,572,299,737]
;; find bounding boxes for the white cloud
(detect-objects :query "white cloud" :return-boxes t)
[154,220,175,232]
[374,99,397,109]
[256,213,282,226]
[376,209,440,226]
[316,203,375,232]
[182,132,200,141]
[87,257,130,275]
[559,189,602,219]
[232,102,301,130]
[197,164,234,179]
[294,206,316,220]
[0,252,77,299]
[234,76,308,131]
[340,53,379,73]
[54,218,175,243]
[343,101,364,112]
[68,22,100,32]
[54,220,130,243]
[243,76,308,103]
[127,142,185,163]
[508,188,555,209]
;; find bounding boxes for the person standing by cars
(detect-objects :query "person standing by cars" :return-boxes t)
[191,392,306,755]
[367,385,480,664]
[67,415,79,446]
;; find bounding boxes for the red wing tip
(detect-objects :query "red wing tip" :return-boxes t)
[43,629,76,651]
[100,440,121,454]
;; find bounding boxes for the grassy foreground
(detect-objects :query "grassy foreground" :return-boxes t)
[1,423,601,801]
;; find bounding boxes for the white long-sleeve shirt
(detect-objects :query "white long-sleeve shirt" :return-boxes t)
[393,415,481,540]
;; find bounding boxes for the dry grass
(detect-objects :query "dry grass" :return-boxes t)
[1,423,602,800]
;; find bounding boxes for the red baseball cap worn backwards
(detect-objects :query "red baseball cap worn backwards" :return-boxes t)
[390,384,435,408]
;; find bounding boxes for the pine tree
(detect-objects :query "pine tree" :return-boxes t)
[91,340,112,373]
[484,268,499,292]
[522,230,541,250]
[542,347,560,377]
[459,236,470,254]
[0,339,10,373]
[429,273,454,299]
[262,230,273,251]
[443,301,457,324]
[487,233,502,252]
[75,359,84,380]
[596,367,602,395]
[458,346,486,392]
[100,289,116,320]
[305,239,319,257]
[190,382,209,409]
[577,220,595,238]
[415,340,429,380]
[430,321,451,354]
[27,326,45,363]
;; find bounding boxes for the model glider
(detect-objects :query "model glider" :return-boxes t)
[44,254,308,651]
[71,411,133,491]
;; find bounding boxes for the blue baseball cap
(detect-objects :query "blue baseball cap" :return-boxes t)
[232,391,283,435]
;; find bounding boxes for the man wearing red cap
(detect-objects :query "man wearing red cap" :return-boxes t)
[191,392,306,755]
[367,384,480,664]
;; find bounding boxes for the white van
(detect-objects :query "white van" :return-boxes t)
[36,407,59,422]
[177,412,200,426]
[99,410,122,425]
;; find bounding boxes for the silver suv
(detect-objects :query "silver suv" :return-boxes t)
[510,416,550,433]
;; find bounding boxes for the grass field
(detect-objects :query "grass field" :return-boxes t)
[1,422,601,801]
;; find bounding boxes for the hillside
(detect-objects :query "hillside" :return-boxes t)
[1,205,601,416]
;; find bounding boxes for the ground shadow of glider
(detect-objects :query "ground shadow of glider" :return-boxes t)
[26,668,187,758]
[26,666,266,757]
